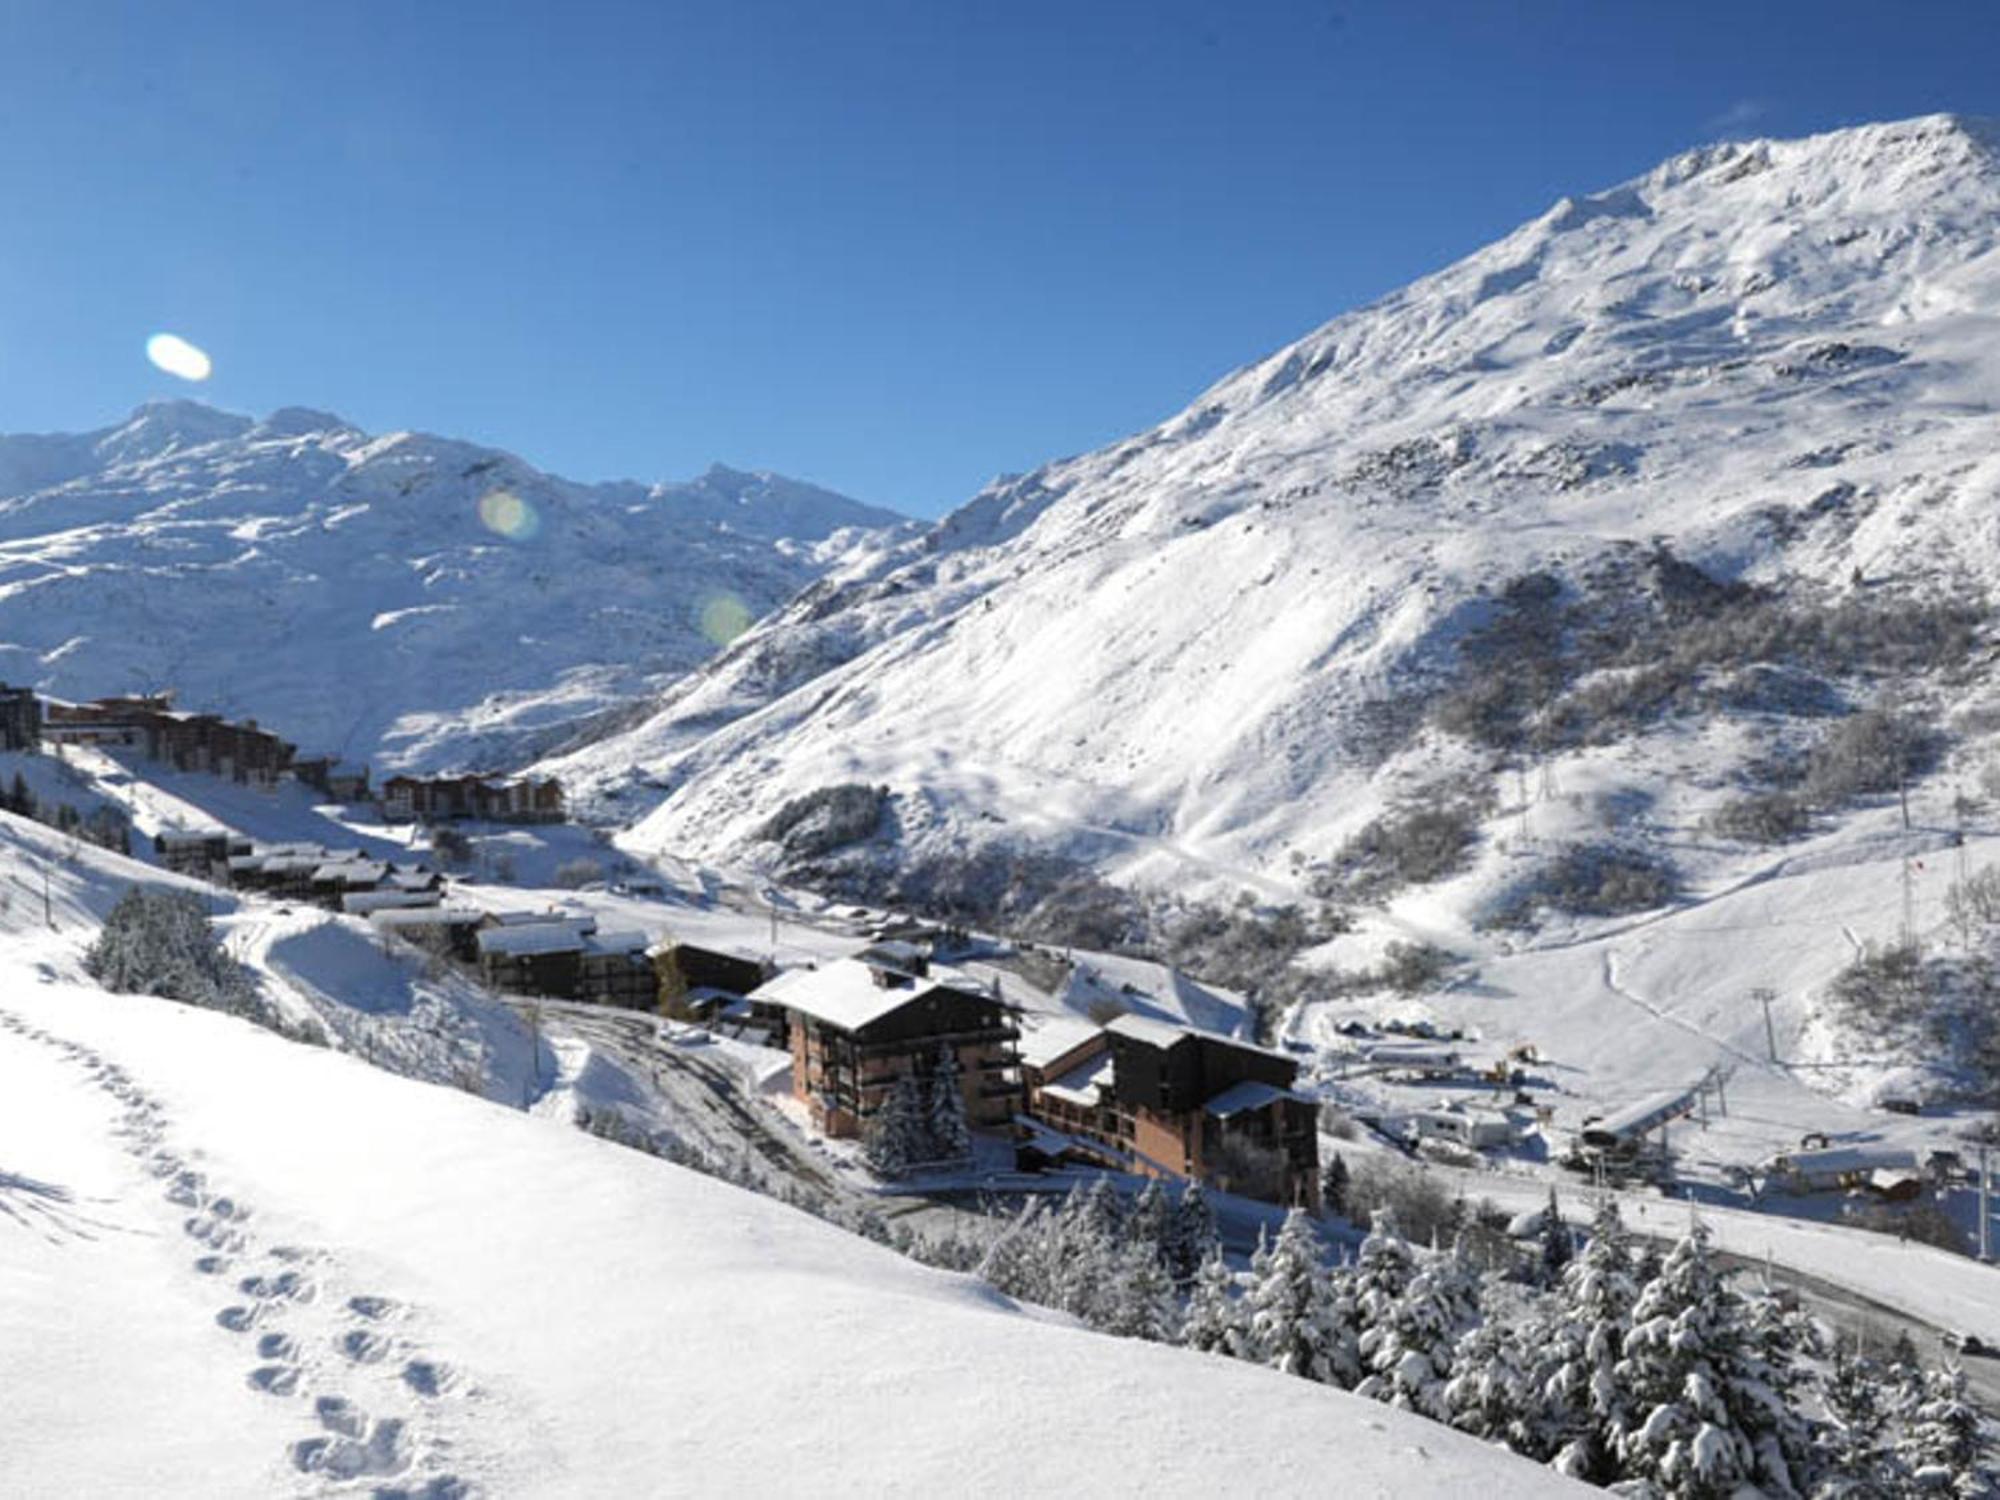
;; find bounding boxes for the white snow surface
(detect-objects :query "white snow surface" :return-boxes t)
[555,115,2000,888]
[0,814,1581,1497]
[0,401,909,772]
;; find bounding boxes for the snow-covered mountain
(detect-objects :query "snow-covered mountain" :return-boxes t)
[554,115,2000,918]
[0,401,908,771]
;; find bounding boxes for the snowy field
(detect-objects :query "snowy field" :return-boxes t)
[0,816,1581,1496]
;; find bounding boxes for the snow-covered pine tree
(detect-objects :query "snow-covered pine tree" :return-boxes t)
[1539,1185,1573,1284]
[1609,1226,1813,1499]
[925,1041,973,1168]
[1350,1207,1417,1330]
[1356,1237,1479,1419]
[1181,1244,1244,1357]
[1901,1363,1989,1498]
[1075,1175,1124,1243]
[1165,1179,1219,1286]
[1126,1178,1173,1263]
[1813,1340,1900,1497]
[1050,1181,1121,1326]
[1243,1207,1336,1382]
[862,1072,929,1179]
[1102,1238,1182,1344]
[1544,1195,1641,1482]
[1442,1295,1541,1453]
[976,1200,1052,1304]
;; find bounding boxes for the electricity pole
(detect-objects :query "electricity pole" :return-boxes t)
[1981,1143,1992,1264]
[1753,988,1778,1064]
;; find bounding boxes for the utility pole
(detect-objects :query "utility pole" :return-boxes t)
[1902,855,1917,949]
[1753,988,1778,1064]
[1981,1144,1993,1265]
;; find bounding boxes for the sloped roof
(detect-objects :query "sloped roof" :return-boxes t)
[1203,1079,1312,1119]
[1040,1050,1116,1109]
[1016,1015,1105,1071]
[477,923,589,958]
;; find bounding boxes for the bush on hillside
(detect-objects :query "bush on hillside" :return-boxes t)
[760,783,887,860]
[1803,706,1936,806]
[84,886,272,1025]
[1708,790,1812,845]
[1321,776,1494,901]
[1489,842,1676,929]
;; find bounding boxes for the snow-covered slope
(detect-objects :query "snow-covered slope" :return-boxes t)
[0,401,908,771]
[557,115,2000,895]
[0,814,1581,1497]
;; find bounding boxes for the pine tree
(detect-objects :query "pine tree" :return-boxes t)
[1539,1185,1573,1284]
[1102,1239,1181,1344]
[1902,1363,1988,1498]
[1322,1152,1351,1219]
[1165,1179,1219,1286]
[1050,1182,1121,1325]
[1127,1178,1173,1263]
[1242,1208,1336,1382]
[1181,1245,1243,1357]
[1351,1208,1417,1329]
[1443,1298,1541,1453]
[1814,1341,1899,1497]
[926,1042,973,1167]
[862,1073,928,1179]
[1610,1227,1813,1499]
[1544,1196,1640,1482]
[1357,1239,1477,1419]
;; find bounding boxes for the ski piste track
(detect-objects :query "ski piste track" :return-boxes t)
[0,1007,481,1498]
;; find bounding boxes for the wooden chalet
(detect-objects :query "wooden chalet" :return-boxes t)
[654,940,774,1027]
[153,828,252,881]
[1021,1013,1320,1209]
[381,774,564,825]
[44,694,295,786]
[751,956,1020,1140]
[474,915,652,1005]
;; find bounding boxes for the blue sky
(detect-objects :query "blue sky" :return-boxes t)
[2,2,1997,516]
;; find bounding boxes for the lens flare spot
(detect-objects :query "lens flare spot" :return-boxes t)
[697,591,753,646]
[145,332,212,382]
[476,487,539,541]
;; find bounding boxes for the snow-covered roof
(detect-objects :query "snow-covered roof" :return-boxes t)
[749,958,978,1033]
[1015,1014,1104,1071]
[1203,1079,1310,1120]
[342,889,440,914]
[1772,1145,1920,1177]
[582,931,650,958]
[477,923,589,958]
[1103,1012,1194,1051]
[1039,1050,1116,1109]
[1582,1085,1703,1144]
[313,860,386,884]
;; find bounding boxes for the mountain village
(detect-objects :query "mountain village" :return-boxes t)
[11,110,2000,1498]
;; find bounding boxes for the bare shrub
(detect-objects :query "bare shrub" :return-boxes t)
[1322,774,1495,901]
[1345,1158,1460,1244]
[1708,791,1811,845]
[760,783,887,859]
[552,856,605,889]
[1803,707,1935,806]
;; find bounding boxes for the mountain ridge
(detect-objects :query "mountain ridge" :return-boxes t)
[547,113,2000,926]
[0,401,911,771]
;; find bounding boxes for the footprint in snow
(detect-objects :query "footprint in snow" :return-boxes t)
[239,1269,315,1304]
[256,1332,299,1362]
[400,1360,460,1399]
[216,1305,263,1334]
[247,1364,302,1397]
[338,1329,392,1365]
[348,1295,399,1321]
[291,1416,411,1481]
